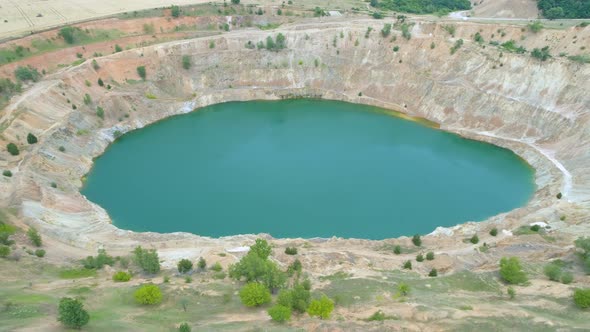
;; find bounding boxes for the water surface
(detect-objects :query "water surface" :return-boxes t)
[82,100,534,239]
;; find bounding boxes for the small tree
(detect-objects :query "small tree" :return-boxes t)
[307,295,334,319]
[27,133,38,144]
[416,253,424,262]
[27,227,42,247]
[426,252,435,260]
[393,245,401,254]
[182,55,191,70]
[58,297,90,329]
[178,259,193,273]
[6,143,19,156]
[412,234,421,246]
[428,268,438,277]
[250,238,272,260]
[499,257,528,284]
[490,228,498,236]
[136,66,146,80]
[14,66,40,82]
[133,246,160,274]
[268,304,291,322]
[97,78,104,86]
[381,23,392,37]
[285,247,297,255]
[114,44,123,52]
[573,288,590,309]
[58,27,76,44]
[239,282,271,307]
[171,5,181,18]
[134,284,163,305]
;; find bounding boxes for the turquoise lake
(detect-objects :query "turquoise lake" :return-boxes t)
[82,100,535,239]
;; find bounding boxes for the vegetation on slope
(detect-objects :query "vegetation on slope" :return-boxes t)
[537,0,590,19]
[371,0,471,15]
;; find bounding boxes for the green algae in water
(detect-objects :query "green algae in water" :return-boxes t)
[82,100,534,239]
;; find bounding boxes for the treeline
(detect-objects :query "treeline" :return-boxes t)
[372,0,471,14]
[537,0,590,19]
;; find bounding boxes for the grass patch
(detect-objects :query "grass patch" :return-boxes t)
[568,54,590,64]
[58,268,98,279]
[319,271,353,281]
[258,23,281,30]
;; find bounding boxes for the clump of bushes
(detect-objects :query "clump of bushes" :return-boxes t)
[268,304,291,323]
[27,227,42,247]
[574,288,590,309]
[426,251,435,260]
[307,295,334,319]
[133,246,160,274]
[285,247,297,255]
[499,257,527,284]
[15,65,40,82]
[239,282,271,307]
[177,259,193,273]
[135,284,163,305]
[412,234,421,246]
[58,297,89,329]
[81,249,114,269]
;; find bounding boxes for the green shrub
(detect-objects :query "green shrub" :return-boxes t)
[3,170,12,177]
[97,78,104,86]
[428,268,438,277]
[0,245,10,258]
[543,263,562,281]
[231,0,240,4]
[393,45,400,52]
[450,39,464,54]
[14,66,40,82]
[239,282,271,307]
[113,271,132,282]
[58,268,97,279]
[177,259,193,273]
[114,44,123,52]
[136,66,146,80]
[133,246,160,274]
[134,284,163,305]
[92,60,100,70]
[179,322,191,332]
[574,288,590,309]
[82,249,115,269]
[171,5,181,18]
[530,224,541,232]
[470,234,479,244]
[372,11,383,19]
[7,143,19,156]
[250,238,272,259]
[397,282,410,296]
[58,27,76,44]
[381,23,392,36]
[412,234,421,246]
[211,262,223,272]
[507,286,516,299]
[287,258,302,276]
[58,297,90,329]
[277,284,310,313]
[213,271,226,279]
[426,251,435,260]
[27,133,38,144]
[474,32,484,43]
[393,245,401,254]
[27,227,42,247]
[416,253,424,262]
[185,276,192,283]
[285,247,297,255]
[197,257,206,270]
[490,228,498,236]
[401,23,411,40]
[96,106,104,119]
[528,21,543,33]
[59,146,66,152]
[182,55,191,70]
[531,47,551,61]
[307,295,334,319]
[35,249,46,257]
[403,260,412,270]
[268,304,291,322]
[209,40,215,49]
[561,272,574,284]
[499,257,528,284]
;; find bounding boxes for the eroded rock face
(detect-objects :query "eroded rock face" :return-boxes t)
[0,19,589,256]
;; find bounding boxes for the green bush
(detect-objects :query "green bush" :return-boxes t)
[530,224,541,232]
[277,283,311,313]
[96,106,104,119]
[307,295,334,319]
[27,133,38,144]
[401,23,411,40]
[450,39,464,55]
[179,322,191,332]
[574,288,590,309]
[136,66,146,80]
[6,143,19,156]
[58,27,76,44]
[82,249,115,269]
[381,24,392,37]
[114,44,123,52]
[113,271,132,282]
[412,234,421,246]
[197,257,206,270]
[0,245,10,258]
[528,21,543,33]
[27,227,42,247]
[182,55,191,70]
[58,297,89,329]
[15,66,40,82]
[397,282,410,296]
[490,228,498,236]
[268,304,291,322]
[393,45,400,52]
[250,238,272,259]
[416,253,424,262]
[543,263,562,281]
[531,47,551,61]
[231,0,240,4]
[561,272,574,284]
[499,257,528,284]
[3,170,12,177]
[177,259,193,273]
[403,260,412,270]
[393,245,401,254]
[211,262,223,272]
[426,252,435,260]
[171,5,181,18]
[285,247,297,255]
[35,249,46,257]
[133,246,160,274]
[239,282,271,307]
[470,234,479,244]
[134,284,163,305]
[507,286,516,299]
[428,268,438,277]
